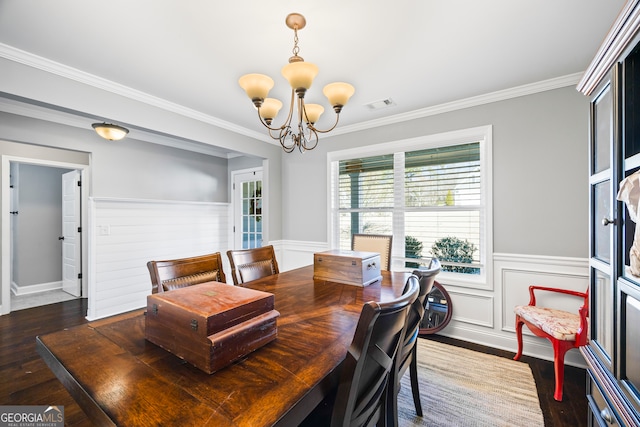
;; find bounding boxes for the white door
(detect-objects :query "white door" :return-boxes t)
[61,170,81,296]
[233,169,263,249]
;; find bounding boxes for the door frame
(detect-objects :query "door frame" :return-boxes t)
[1,155,90,315]
[230,167,265,250]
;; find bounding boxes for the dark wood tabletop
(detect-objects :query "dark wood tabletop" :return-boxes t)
[36,265,410,427]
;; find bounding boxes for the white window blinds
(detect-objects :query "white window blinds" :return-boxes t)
[336,141,483,274]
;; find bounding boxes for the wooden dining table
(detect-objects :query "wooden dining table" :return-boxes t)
[36,265,410,427]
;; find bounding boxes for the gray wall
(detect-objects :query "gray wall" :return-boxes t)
[14,164,71,287]
[1,113,229,202]
[280,86,589,258]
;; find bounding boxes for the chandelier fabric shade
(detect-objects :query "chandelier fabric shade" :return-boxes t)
[238,13,355,153]
[92,122,129,141]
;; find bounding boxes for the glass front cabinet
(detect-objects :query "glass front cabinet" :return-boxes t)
[579,2,640,425]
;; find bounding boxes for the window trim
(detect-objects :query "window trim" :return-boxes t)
[327,125,493,290]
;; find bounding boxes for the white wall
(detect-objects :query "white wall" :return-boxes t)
[89,198,230,320]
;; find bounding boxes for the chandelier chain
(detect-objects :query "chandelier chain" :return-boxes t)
[292,27,300,58]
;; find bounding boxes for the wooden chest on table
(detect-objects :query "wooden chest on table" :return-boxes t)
[313,250,383,287]
[145,282,279,374]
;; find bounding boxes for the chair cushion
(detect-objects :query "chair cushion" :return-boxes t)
[238,260,276,283]
[514,305,580,341]
[161,270,221,291]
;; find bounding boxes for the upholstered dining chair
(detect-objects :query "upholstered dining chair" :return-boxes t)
[226,245,280,286]
[147,252,226,293]
[514,285,589,401]
[352,234,393,271]
[387,259,441,426]
[299,273,418,427]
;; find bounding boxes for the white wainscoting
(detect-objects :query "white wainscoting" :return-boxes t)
[274,242,590,367]
[87,198,230,320]
[442,253,589,367]
[270,240,328,272]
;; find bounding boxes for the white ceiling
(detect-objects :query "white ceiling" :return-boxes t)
[0,0,628,151]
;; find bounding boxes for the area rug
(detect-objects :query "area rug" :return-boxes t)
[397,338,544,427]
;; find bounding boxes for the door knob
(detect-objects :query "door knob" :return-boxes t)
[58,236,65,240]
[599,407,614,424]
[602,218,615,226]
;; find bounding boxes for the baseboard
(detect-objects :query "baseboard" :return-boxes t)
[10,280,63,296]
[441,322,587,368]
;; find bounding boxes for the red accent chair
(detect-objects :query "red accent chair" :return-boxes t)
[514,285,589,401]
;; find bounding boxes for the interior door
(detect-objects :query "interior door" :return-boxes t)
[61,170,81,296]
[233,169,263,249]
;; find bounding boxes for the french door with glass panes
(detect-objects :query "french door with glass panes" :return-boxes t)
[233,169,263,249]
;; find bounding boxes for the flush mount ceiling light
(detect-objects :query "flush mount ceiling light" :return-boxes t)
[92,122,129,141]
[238,13,355,153]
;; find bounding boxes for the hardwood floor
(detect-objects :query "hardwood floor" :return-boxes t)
[0,299,587,426]
[0,299,92,426]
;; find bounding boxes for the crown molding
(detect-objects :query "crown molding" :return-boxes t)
[326,73,583,138]
[0,43,270,143]
[1,43,582,145]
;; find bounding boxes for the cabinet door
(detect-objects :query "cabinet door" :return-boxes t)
[589,72,618,369]
[621,42,640,286]
[617,38,640,418]
[618,280,640,414]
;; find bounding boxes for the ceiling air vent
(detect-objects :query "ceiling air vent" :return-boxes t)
[365,98,396,110]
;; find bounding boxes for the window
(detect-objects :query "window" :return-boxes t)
[329,126,492,282]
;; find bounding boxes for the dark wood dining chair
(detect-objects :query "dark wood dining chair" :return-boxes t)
[147,252,226,293]
[352,234,393,271]
[226,245,280,286]
[514,285,589,401]
[301,275,419,427]
[329,275,418,427]
[387,259,441,426]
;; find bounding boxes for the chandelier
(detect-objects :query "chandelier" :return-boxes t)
[238,13,355,153]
